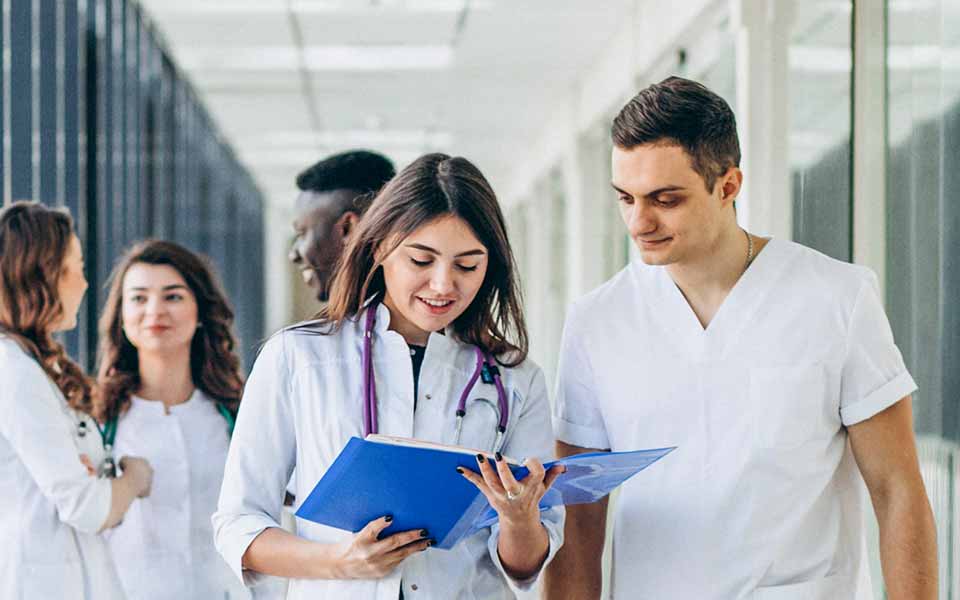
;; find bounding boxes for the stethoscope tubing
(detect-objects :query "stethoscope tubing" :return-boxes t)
[362,304,509,444]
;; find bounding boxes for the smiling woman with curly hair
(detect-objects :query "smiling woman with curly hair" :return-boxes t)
[0,201,152,600]
[95,239,249,600]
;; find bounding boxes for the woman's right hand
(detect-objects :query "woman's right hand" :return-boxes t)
[332,516,433,579]
[119,456,153,498]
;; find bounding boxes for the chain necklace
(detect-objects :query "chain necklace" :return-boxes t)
[744,229,754,269]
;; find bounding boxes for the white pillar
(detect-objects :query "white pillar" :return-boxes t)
[732,0,793,239]
[852,0,887,291]
[522,187,550,373]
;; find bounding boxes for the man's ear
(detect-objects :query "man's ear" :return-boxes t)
[338,211,360,241]
[718,167,743,207]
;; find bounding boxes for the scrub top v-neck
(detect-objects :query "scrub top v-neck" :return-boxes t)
[649,237,783,361]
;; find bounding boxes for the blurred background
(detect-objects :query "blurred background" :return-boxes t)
[1,0,957,596]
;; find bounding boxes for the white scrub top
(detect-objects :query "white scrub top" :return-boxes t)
[213,303,564,600]
[554,239,917,600]
[104,389,252,599]
[0,335,124,600]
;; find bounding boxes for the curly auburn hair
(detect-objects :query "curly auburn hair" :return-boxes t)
[0,201,94,413]
[96,240,243,421]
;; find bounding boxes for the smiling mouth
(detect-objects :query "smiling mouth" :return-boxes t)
[416,297,456,315]
[640,237,671,245]
[418,297,454,308]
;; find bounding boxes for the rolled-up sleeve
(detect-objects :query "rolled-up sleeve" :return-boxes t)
[0,357,111,533]
[488,365,565,592]
[553,302,611,450]
[213,331,297,587]
[839,271,918,426]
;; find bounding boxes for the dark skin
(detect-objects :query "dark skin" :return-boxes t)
[289,188,362,303]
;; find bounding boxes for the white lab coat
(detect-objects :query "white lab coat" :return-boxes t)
[554,238,916,600]
[213,303,564,600]
[103,389,253,599]
[0,335,124,600]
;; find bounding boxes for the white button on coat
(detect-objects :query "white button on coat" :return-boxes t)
[103,389,252,599]
[0,336,124,600]
[213,303,564,600]
[554,239,917,600]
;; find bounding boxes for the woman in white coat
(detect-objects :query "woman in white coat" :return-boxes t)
[0,201,153,599]
[95,240,259,599]
[214,153,566,599]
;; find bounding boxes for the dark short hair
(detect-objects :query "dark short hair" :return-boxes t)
[612,76,740,191]
[295,150,395,214]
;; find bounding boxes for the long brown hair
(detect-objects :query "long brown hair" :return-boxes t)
[96,240,243,421]
[0,201,94,412]
[317,153,529,366]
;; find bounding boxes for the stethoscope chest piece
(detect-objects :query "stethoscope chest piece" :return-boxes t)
[98,446,117,479]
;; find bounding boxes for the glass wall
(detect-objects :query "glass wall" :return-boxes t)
[886,2,960,597]
[2,0,266,370]
[789,0,853,261]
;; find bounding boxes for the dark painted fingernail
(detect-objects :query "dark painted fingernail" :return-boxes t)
[384,515,393,523]
[455,467,464,474]
[420,529,429,537]
[476,454,485,463]
[495,452,503,462]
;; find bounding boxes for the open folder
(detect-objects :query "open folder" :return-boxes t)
[295,435,675,549]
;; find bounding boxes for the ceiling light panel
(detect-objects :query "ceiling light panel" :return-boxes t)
[178,45,453,71]
[297,13,459,46]
[140,0,487,15]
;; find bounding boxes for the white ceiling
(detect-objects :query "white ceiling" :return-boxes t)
[137,0,635,208]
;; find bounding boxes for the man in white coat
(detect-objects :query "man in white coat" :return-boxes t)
[543,77,938,599]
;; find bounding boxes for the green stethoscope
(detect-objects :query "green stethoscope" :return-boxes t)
[86,400,236,479]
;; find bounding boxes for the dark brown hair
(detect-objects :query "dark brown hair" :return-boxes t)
[313,152,528,366]
[612,76,741,191]
[0,201,94,412]
[96,240,243,421]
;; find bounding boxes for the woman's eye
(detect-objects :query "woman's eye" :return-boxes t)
[410,258,431,267]
[166,294,184,302]
[457,264,478,272]
[129,295,146,304]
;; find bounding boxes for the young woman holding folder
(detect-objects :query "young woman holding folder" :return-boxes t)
[0,201,153,599]
[214,153,565,599]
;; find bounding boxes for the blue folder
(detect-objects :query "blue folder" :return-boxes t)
[295,436,675,549]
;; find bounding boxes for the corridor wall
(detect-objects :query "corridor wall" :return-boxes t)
[1,0,266,371]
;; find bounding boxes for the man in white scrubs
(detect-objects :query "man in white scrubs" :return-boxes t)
[544,77,938,599]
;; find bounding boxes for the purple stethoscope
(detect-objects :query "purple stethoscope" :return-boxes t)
[362,304,510,451]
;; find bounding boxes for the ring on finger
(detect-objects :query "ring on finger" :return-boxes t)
[505,488,521,501]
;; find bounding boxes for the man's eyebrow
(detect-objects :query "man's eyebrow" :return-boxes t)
[405,243,486,258]
[611,183,686,198]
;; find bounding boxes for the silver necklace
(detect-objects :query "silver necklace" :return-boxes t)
[744,229,754,269]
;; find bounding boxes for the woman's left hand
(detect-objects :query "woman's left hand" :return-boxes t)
[458,453,565,526]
